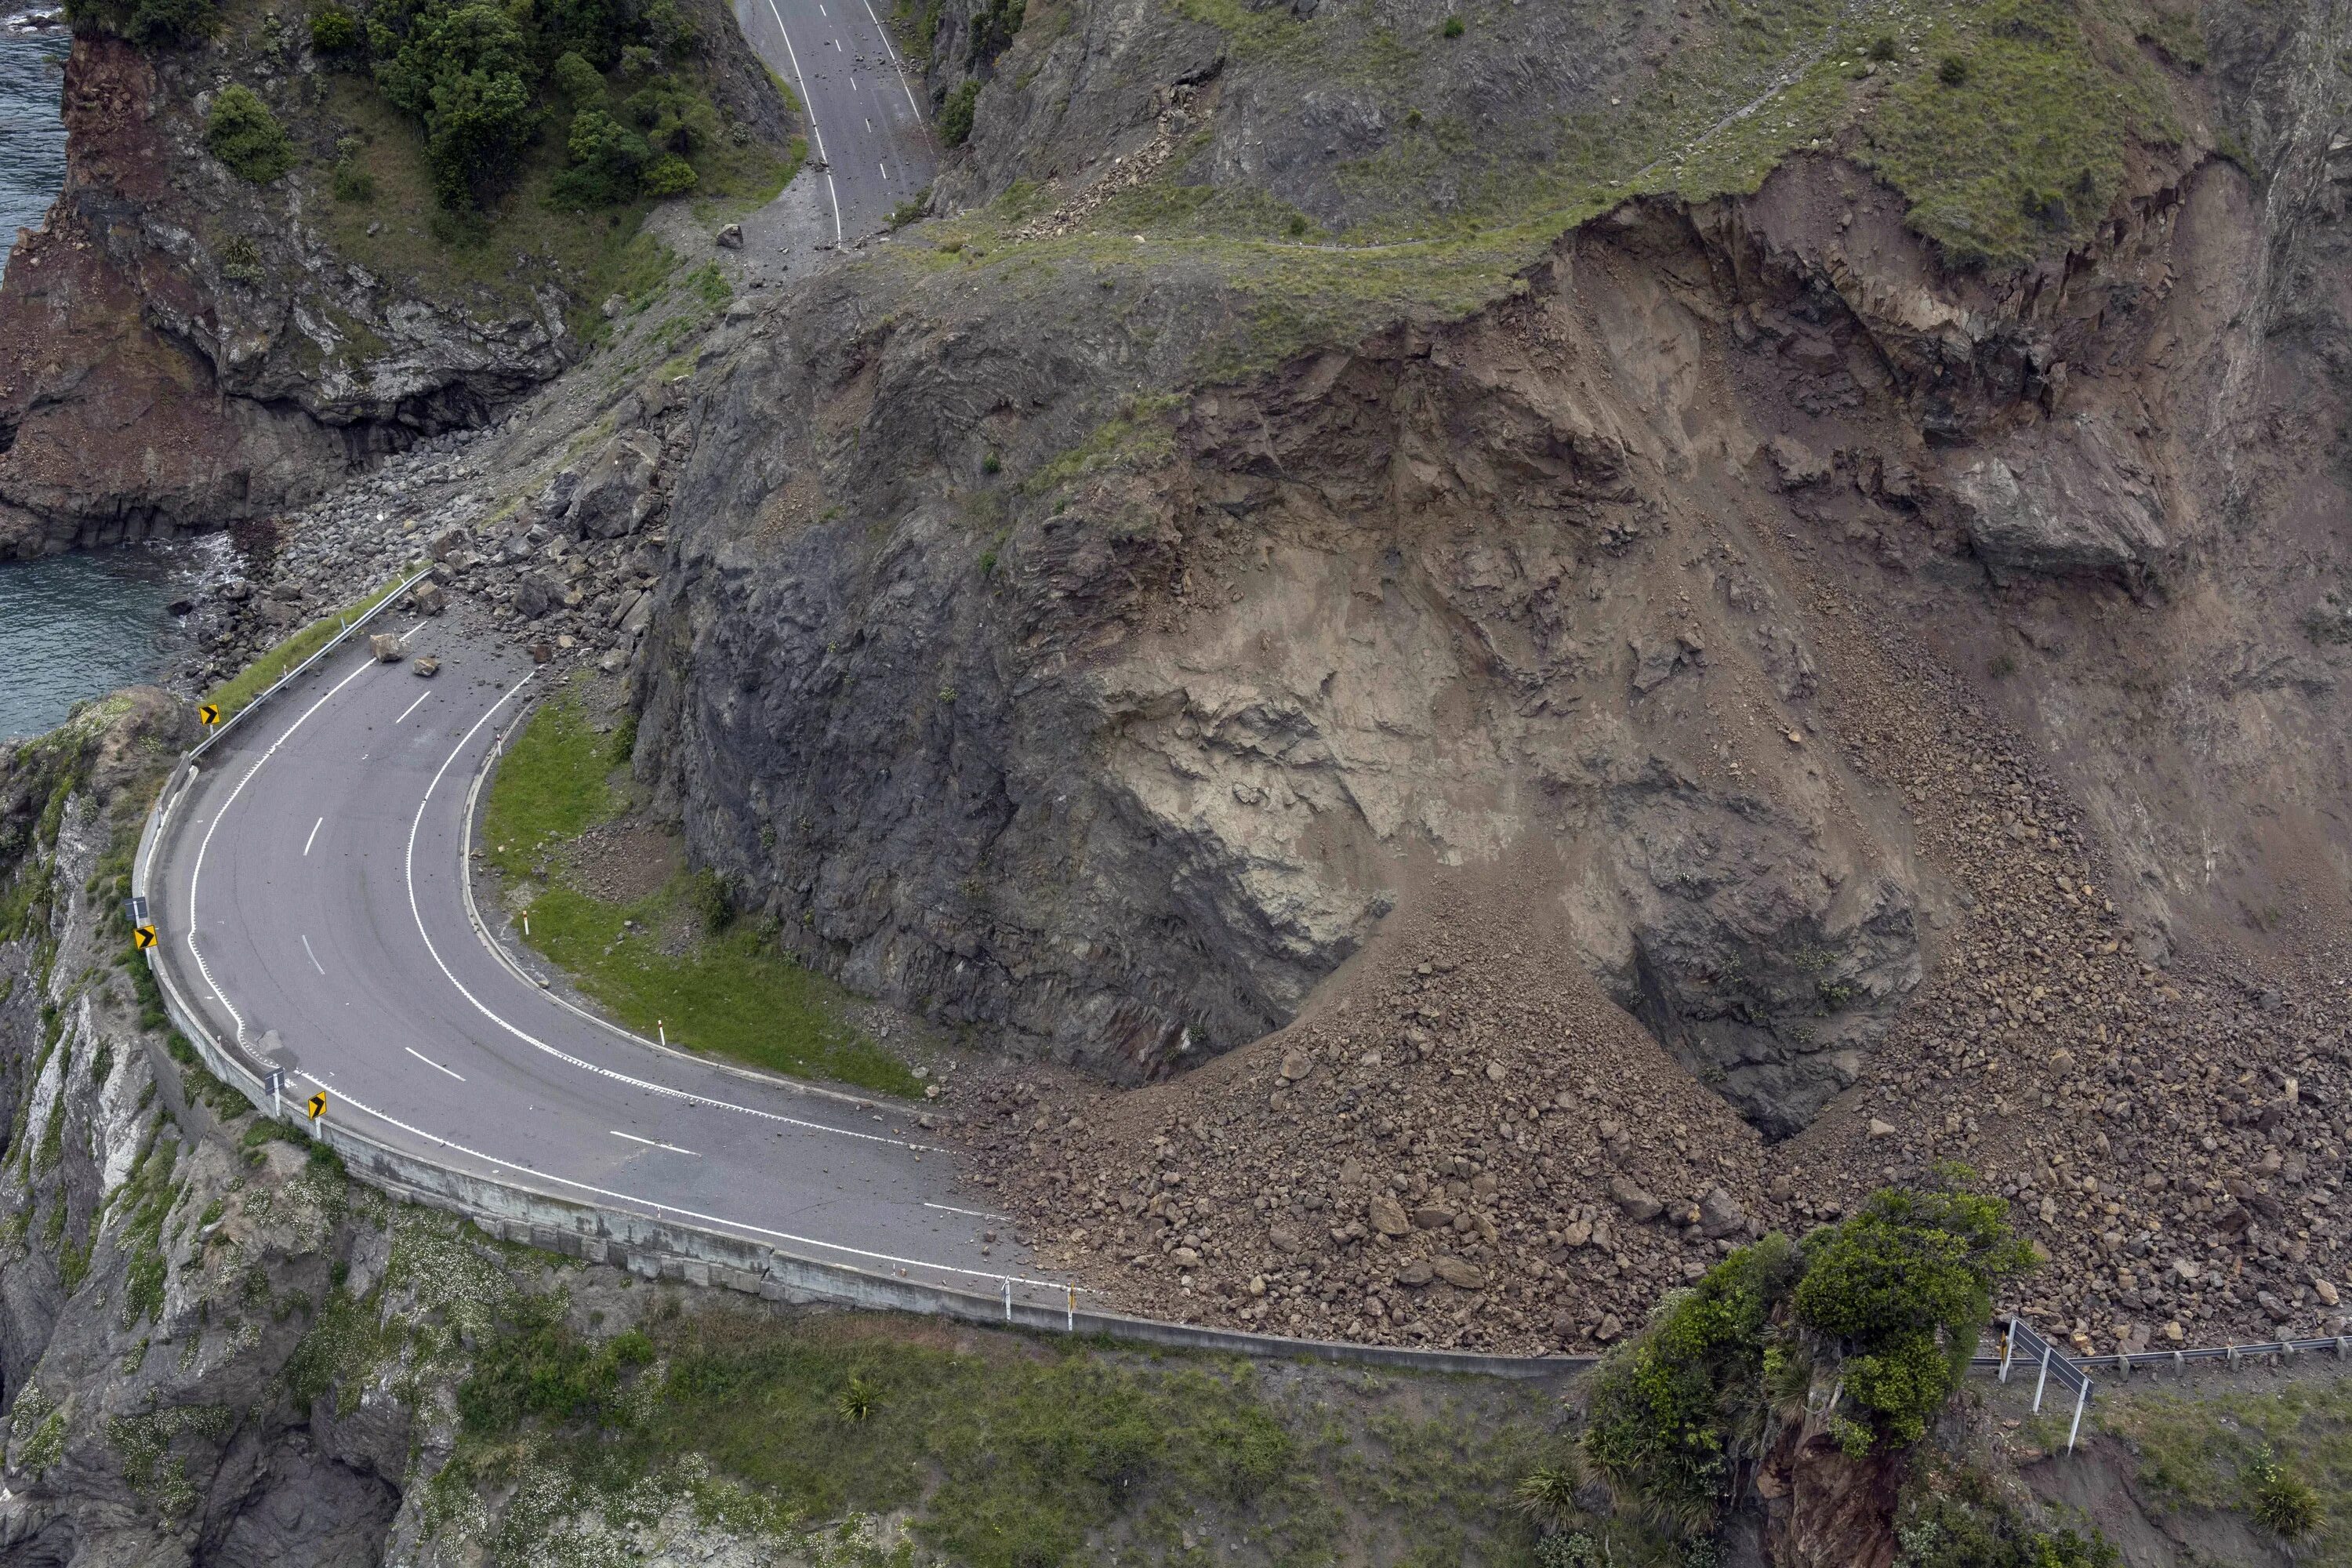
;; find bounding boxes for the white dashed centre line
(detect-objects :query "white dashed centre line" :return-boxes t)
[303,815,324,855]
[613,1130,700,1157]
[924,1201,1011,1221]
[395,691,432,724]
[302,934,325,975]
[405,1046,465,1082]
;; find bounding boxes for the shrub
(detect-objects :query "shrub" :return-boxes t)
[1584,1235,1798,1534]
[216,234,264,281]
[1865,32,1899,60]
[1441,14,1464,35]
[204,85,297,183]
[623,78,724,154]
[964,0,1022,65]
[641,153,699,195]
[552,49,605,103]
[1513,1454,1584,1529]
[331,159,376,202]
[551,107,651,204]
[2247,1453,2323,1538]
[1936,54,1970,84]
[310,5,359,53]
[1790,1176,2035,1450]
[938,78,979,147]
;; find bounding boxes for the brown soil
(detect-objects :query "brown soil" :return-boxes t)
[939,580,2350,1360]
[559,818,683,905]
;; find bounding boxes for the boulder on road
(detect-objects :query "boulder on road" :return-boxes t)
[511,572,561,621]
[407,579,447,615]
[412,655,440,678]
[368,632,403,662]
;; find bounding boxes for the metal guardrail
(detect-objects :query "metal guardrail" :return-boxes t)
[1996,1314,2094,1452]
[113,576,2352,1386]
[120,589,1578,1379]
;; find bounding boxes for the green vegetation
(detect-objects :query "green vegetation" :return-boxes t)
[2101,1374,2352,1555]
[1578,1171,2036,1545]
[480,693,622,873]
[205,569,418,721]
[1855,0,2178,267]
[64,0,216,47]
[311,4,362,51]
[1893,1461,2117,1568]
[435,1301,1551,1567]
[205,85,297,183]
[314,72,793,342]
[938,78,980,146]
[482,689,919,1094]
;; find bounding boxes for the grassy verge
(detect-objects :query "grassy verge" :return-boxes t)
[481,691,920,1097]
[434,1301,1556,1568]
[205,570,419,721]
[2098,1373,2350,1556]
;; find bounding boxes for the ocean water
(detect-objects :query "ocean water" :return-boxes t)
[0,540,236,742]
[0,11,230,745]
[0,9,66,253]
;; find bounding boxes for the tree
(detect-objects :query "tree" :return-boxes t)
[551,50,605,104]
[204,85,297,183]
[375,1,538,205]
[1791,1178,2038,1449]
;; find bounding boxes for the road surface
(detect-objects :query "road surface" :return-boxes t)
[734,0,936,244]
[148,622,1046,1298]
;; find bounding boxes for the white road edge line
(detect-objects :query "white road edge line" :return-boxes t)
[302,934,325,975]
[612,1129,699,1156]
[405,683,935,1150]
[394,690,432,724]
[304,815,324,855]
[299,1071,1067,1290]
[405,1045,464,1082]
[853,0,925,119]
[188,652,380,1043]
[763,0,844,244]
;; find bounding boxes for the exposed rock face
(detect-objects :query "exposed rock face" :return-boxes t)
[0,0,789,560]
[1949,445,2169,579]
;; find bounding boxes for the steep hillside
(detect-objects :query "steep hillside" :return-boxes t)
[624,0,2352,1354]
[0,0,797,557]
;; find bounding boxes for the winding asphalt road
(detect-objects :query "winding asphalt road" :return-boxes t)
[147,621,1048,1298]
[733,0,935,243]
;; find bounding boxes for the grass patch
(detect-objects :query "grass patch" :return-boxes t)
[484,694,919,1097]
[205,570,419,722]
[521,880,920,1095]
[436,1305,1553,1567]
[2100,1374,2352,1554]
[1853,0,2180,267]
[481,695,624,879]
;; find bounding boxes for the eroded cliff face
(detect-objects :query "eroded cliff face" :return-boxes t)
[0,0,791,561]
[636,0,2352,1152]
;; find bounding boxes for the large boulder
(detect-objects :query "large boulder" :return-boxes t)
[511,572,561,621]
[563,433,662,539]
[1948,433,2168,577]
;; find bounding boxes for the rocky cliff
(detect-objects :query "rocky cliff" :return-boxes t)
[613,0,2352,1361]
[0,0,794,559]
